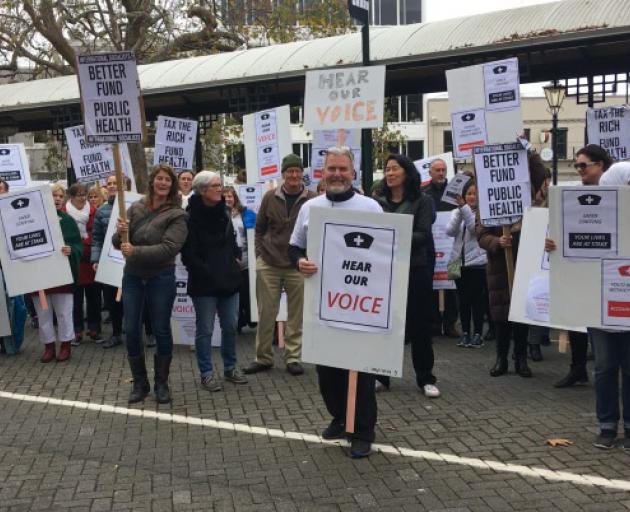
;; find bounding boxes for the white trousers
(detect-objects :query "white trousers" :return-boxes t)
[33,293,74,344]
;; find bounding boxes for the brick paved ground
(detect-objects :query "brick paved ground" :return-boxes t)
[1,325,630,511]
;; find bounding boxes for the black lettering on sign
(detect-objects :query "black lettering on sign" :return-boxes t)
[568,233,611,249]
[11,230,47,250]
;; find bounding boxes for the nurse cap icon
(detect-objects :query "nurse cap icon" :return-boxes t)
[344,232,373,249]
[493,65,508,74]
[577,194,601,206]
[0,148,10,156]
[10,197,29,209]
[461,113,475,122]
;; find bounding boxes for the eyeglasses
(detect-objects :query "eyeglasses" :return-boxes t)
[574,161,597,171]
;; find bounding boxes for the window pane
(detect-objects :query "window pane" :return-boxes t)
[403,0,421,24]
[407,140,423,160]
[523,128,531,141]
[404,93,422,122]
[380,0,397,25]
[556,128,568,160]
[443,130,453,153]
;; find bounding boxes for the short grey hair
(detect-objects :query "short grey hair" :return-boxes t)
[192,170,220,193]
[324,146,354,167]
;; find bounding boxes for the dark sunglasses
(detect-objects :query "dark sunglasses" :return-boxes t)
[573,161,597,171]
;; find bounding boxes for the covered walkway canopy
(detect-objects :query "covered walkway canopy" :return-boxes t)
[1,0,630,132]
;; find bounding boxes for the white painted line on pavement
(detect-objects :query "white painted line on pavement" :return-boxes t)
[1,390,629,492]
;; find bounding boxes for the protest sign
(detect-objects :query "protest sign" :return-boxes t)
[77,52,144,143]
[243,105,292,183]
[65,125,116,182]
[95,192,142,287]
[474,143,530,226]
[302,207,411,377]
[310,129,362,182]
[0,185,72,296]
[0,144,30,189]
[432,212,456,290]
[586,106,630,160]
[549,185,630,329]
[509,207,586,331]
[561,187,617,259]
[601,258,630,328]
[441,173,472,206]
[303,66,385,130]
[0,272,11,337]
[447,58,523,158]
[153,115,198,171]
[413,152,455,187]
[237,184,263,213]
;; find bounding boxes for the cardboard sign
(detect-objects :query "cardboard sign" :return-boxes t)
[549,185,630,329]
[310,129,362,183]
[0,144,30,188]
[432,212,456,290]
[561,187,618,259]
[243,105,292,184]
[474,143,530,226]
[0,272,11,337]
[302,207,411,377]
[65,125,117,182]
[77,52,144,143]
[95,192,142,287]
[447,58,523,158]
[303,66,386,130]
[0,185,72,296]
[413,152,455,187]
[441,173,472,206]
[586,106,630,160]
[601,258,630,328]
[237,184,263,214]
[153,116,197,171]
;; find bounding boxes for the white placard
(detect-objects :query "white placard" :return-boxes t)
[451,109,488,158]
[413,152,455,187]
[432,211,456,290]
[483,58,520,112]
[509,207,586,331]
[173,257,195,320]
[474,142,530,226]
[153,116,197,171]
[549,186,630,329]
[243,106,292,184]
[561,187,618,259]
[0,185,72,296]
[77,52,144,143]
[601,258,630,328]
[95,192,142,287]
[0,272,12,337]
[302,207,411,377]
[0,144,30,189]
[65,125,116,182]
[303,66,386,130]
[237,184,263,213]
[587,106,630,161]
[441,173,472,206]
[310,129,362,183]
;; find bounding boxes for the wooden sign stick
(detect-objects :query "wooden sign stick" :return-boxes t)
[112,143,128,244]
[277,321,285,348]
[438,289,445,313]
[38,290,48,310]
[502,225,515,296]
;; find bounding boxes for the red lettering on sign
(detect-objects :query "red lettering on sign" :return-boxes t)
[260,165,277,176]
[608,301,630,318]
[326,291,383,314]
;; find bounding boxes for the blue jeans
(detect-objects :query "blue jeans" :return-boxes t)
[191,293,239,378]
[589,328,630,432]
[122,268,176,357]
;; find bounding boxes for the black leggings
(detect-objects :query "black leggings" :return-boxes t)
[455,266,486,335]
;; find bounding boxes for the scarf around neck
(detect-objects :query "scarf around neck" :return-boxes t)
[65,200,90,239]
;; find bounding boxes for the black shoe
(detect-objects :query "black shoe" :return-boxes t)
[127,355,150,404]
[593,430,617,449]
[554,367,588,388]
[528,344,543,362]
[514,356,532,378]
[103,335,122,349]
[623,431,630,451]
[540,333,551,346]
[483,329,495,342]
[350,439,372,458]
[322,420,346,440]
[489,357,508,377]
[243,361,273,374]
[286,362,304,376]
[154,353,172,404]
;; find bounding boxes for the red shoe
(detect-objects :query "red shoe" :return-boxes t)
[40,343,56,363]
[57,341,71,362]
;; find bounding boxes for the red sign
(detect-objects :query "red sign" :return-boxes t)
[608,301,630,318]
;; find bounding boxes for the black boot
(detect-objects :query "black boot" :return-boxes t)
[489,336,509,377]
[514,338,532,378]
[128,355,150,404]
[154,353,172,404]
[528,344,543,362]
[554,365,588,388]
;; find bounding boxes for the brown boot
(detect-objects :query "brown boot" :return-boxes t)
[40,343,55,363]
[57,341,71,362]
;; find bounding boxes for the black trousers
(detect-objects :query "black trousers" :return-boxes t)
[238,269,252,328]
[316,365,376,442]
[495,321,529,356]
[570,331,589,368]
[455,266,486,335]
[73,283,102,333]
[102,284,123,336]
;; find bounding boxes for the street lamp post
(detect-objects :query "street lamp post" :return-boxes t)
[543,83,566,185]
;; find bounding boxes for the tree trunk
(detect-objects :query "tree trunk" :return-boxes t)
[128,142,148,192]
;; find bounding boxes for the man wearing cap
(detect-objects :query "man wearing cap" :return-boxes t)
[243,154,316,376]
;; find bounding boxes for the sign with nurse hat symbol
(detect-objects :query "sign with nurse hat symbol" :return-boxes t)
[11,197,29,209]
[493,65,508,74]
[618,265,630,277]
[0,148,9,155]
[462,112,476,122]
[578,194,602,206]
[344,232,373,249]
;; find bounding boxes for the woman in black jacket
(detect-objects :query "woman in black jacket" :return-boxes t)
[375,154,439,397]
[181,171,248,392]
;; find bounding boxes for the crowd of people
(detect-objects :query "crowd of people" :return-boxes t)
[1,142,629,458]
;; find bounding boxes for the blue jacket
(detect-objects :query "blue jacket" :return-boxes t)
[91,198,113,263]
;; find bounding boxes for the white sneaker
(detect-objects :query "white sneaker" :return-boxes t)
[375,381,388,392]
[423,384,440,398]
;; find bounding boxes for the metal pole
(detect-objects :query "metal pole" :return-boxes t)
[551,112,558,186]
[360,22,373,194]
